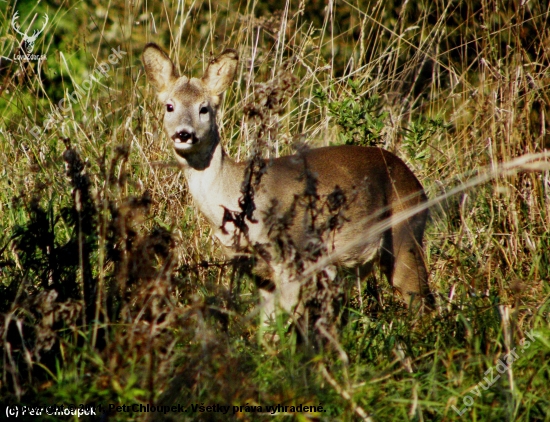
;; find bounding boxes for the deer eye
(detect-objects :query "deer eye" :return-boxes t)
[166,104,174,112]
[199,106,208,115]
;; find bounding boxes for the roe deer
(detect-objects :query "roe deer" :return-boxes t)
[142,43,434,320]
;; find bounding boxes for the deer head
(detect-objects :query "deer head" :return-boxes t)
[12,11,49,54]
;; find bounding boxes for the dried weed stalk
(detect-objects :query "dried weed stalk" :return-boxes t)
[231,67,354,339]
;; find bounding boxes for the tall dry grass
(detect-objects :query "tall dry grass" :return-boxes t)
[0,0,549,420]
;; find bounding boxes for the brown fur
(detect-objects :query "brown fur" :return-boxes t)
[142,43,434,319]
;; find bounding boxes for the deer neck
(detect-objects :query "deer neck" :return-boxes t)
[179,136,243,237]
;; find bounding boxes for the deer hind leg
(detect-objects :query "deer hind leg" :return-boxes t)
[355,260,382,309]
[377,228,394,305]
[389,215,434,310]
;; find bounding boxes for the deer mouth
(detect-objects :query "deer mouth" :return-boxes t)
[172,130,198,149]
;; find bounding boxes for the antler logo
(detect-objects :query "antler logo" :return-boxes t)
[12,10,49,55]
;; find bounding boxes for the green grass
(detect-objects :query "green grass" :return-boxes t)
[1,0,550,421]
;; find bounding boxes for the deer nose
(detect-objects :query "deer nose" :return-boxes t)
[172,130,196,144]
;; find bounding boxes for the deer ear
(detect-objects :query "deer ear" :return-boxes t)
[142,43,179,94]
[202,49,238,96]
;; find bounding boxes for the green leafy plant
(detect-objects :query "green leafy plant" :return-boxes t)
[315,80,388,147]
[402,116,447,161]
